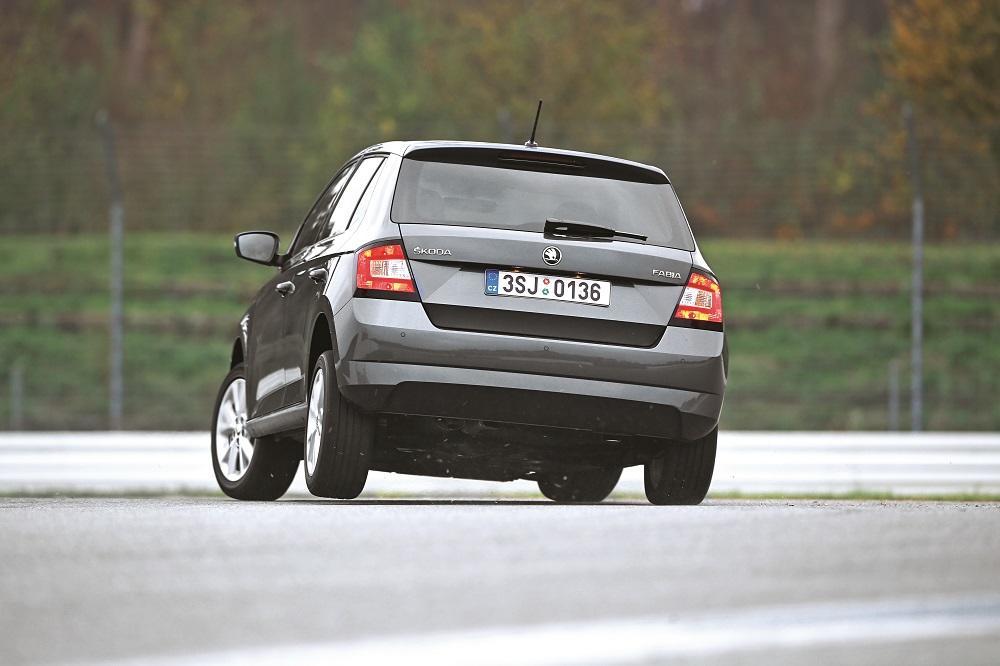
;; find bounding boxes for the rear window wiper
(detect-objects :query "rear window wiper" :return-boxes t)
[544,218,648,242]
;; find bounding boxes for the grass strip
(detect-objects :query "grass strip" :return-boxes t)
[1,489,998,502]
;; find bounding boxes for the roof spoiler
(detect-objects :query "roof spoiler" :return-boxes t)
[403,146,669,184]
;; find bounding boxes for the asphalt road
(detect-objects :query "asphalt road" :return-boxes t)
[1,498,999,665]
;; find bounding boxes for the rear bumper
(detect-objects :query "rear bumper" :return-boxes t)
[334,299,726,441]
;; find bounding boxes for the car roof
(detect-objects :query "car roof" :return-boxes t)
[349,140,669,183]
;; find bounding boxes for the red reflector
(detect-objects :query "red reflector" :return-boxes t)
[672,271,723,327]
[356,243,416,294]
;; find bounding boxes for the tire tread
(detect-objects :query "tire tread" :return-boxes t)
[211,364,299,501]
[305,351,373,499]
[538,467,622,503]
[644,428,717,505]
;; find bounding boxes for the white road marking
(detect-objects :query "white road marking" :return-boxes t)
[102,595,1000,666]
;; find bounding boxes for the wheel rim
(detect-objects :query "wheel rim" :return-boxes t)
[215,378,253,481]
[305,368,325,476]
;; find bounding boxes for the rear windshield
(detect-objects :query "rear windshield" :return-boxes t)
[390,154,695,251]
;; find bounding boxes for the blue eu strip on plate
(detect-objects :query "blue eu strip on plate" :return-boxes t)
[484,269,499,295]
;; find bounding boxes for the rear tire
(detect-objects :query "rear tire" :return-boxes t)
[538,467,622,503]
[304,351,373,499]
[211,364,299,501]
[644,427,717,505]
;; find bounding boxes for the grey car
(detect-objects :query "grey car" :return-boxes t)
[211,141,727,504]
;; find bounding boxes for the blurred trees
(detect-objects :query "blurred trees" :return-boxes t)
[888,0,999,210]
[830,0,1000,241]
[889,0,999,128]
[317,1,672,158]
[0,0,995,239]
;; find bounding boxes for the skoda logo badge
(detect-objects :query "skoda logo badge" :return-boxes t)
[542,246,562,266]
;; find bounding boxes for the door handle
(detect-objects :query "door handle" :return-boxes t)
[308,267,328,284]
[275,281,295,296]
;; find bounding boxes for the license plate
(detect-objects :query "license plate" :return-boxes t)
[485,269,611,307]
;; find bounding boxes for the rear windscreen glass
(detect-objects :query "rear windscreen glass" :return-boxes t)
[391,157,695,251]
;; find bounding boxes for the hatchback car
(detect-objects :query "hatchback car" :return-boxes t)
[212,141,727,504]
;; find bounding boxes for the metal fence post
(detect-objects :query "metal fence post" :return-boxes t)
[9,362,24,430]
[888,359,901,432]
[97,111,125,431]
[903,102,924,432]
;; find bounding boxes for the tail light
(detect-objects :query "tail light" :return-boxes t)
[355,242,418,299]
[671,271,723,331]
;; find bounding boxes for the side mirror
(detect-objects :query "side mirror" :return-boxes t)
[234,231,280,266]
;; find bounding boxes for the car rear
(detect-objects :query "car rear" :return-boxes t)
[333,143,726,452]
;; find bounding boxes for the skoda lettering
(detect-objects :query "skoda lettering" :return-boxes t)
[412,247,452,256]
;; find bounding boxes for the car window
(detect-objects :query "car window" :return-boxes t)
[289,164,356,257]
[345,157,386,232]
[391,155,694,251]
[325,157,385,237]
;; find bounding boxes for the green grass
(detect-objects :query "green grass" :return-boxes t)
[0,233,997,430]
[1,489,997,502]
[704,491,1000,502]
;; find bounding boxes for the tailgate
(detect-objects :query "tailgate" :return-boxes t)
[399,223,692,347]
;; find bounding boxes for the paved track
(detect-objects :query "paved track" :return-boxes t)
[1,498,999,665]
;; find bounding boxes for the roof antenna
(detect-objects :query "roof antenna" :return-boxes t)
[524,99,543,148]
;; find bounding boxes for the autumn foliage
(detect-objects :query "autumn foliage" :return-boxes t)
[0,0,995,240]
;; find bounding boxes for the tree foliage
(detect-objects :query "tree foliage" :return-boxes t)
[889,0,999,123]
[0,0,995,239]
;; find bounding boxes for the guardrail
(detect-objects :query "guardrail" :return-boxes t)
[1,431,998,497]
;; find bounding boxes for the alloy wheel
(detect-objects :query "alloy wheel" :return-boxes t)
[214,378,253,481]
[305,368,325,476]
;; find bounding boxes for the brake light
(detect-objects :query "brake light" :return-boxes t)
[356,243,416,295]
[671,271,723,330]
